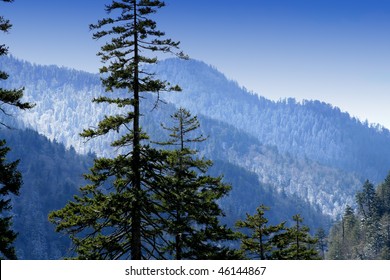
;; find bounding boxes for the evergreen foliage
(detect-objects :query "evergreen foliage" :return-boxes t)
[236,205,320,260]
[0,0,33,260]
[0,139,21,259]
[270,214,319,260]
[0,0,34,123]
[236,204,284,259]
[49,0,185,260]
[155,108,238,259]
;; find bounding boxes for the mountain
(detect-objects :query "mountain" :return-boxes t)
[1,55,389,259]
[153,58,390,184]
[0,56,333,259]
[1,128,94,259]
[1,55,368,219]
[1,126,329,259]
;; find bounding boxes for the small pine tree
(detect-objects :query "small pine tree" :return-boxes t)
[236,204,285,260]
[155,108,238,259]
[271,214,319,260]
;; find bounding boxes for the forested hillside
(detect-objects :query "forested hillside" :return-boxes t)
[1,128,94,259]
[2,57,372,218]
[154,59,390,183]
[1,54,389,259]
[0,56,371,221]
[327,173,390,259]
[0,126,331,259]
[1,0,389,262]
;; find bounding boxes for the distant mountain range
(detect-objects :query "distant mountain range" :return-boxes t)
[152,59,390,183]
[1,55,390,259]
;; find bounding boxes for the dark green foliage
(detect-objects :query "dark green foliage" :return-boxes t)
[49,146,169,260]
[271,214,319,260]
[236,205,319,260]
[1,0,34,115]
[0,140,21,259]
[236,204,285,259]
[155,108,238,259]
[0,1,34,123]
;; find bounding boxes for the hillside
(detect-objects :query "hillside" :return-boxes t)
[1,127,330,259]
[153,59,390,183]
[0,56,369,219]
[1,128,94,259]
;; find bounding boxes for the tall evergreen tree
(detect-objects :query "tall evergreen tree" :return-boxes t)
[49,0,184,260]
[235,204,284,260]
[356,180,380,220]
[0,0,34,260]
[155,108,237,259]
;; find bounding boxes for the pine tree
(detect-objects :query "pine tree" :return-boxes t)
[236,204,284,260]
[155,108,238,259]
[0,140,22,260]
[1,0,34,120]
[0,0,34,260]
[49,0,184,260]
[356,180,380,220]
[356,180,381,258]
[271,214,319,260]
[377,172,390,215]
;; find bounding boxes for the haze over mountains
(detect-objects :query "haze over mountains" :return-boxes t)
[1,55,390,258]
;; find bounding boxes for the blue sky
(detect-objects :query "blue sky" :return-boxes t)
[2,0,390,129]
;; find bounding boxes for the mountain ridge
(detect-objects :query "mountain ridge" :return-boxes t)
[153,58,390,183]
[1,55,388,220]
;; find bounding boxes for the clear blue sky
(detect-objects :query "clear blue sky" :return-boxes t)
[2,0,390,129]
